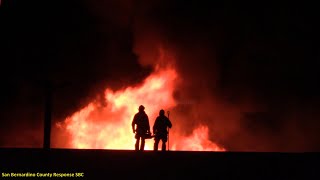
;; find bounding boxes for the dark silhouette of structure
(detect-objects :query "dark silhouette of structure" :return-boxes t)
[43,81,52,150]
[132,105,151,151]
[153,109,172,151]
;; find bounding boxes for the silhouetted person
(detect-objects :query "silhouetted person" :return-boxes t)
[153,109,172,151]
[132,105,151,151]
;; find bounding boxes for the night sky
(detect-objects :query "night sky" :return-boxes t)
[0,0,319,151]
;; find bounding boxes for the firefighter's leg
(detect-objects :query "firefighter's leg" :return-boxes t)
[140,138,145,151]
[135,137,140,151]
[161,139,166,151]
[154,138,160,151]
[162,136,168,151]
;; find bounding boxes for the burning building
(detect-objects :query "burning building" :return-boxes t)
[1,0,320,152]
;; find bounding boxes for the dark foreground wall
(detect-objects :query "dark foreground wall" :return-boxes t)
[0,149,319,179]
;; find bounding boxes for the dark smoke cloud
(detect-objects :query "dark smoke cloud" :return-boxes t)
[1,0,320,151]
[130,1,320,151]
[0,0,151,147]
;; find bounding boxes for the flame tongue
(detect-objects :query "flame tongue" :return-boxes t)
[172,126,225,151]
[58,52,225,151]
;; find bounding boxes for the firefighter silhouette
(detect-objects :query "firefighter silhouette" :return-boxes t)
[132,105,151,151]
[153,109,172,151]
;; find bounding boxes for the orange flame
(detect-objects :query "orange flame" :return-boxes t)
[56,50,225,151]
[172,126,225,151]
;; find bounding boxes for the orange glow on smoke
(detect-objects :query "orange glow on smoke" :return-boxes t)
[57,50,225,151]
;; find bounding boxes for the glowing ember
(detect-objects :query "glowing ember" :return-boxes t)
[56,50,225,151]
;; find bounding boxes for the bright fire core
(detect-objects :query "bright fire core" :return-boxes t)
[57,51,225,151]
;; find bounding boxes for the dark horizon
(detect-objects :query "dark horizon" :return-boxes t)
[1,148,319,179]
[0,0,320,151]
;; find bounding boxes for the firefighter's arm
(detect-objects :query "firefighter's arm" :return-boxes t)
[153,119,157,134]
[146,115,151,133]
[132,116,136,133]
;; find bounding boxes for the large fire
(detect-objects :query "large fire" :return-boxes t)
[56,50,225,151]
